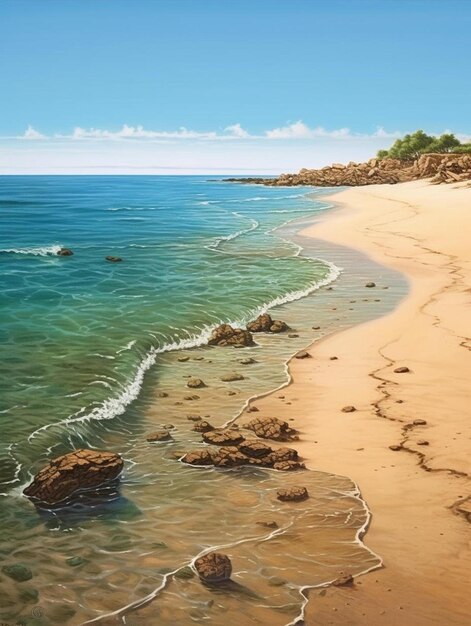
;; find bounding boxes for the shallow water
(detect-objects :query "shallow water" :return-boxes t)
[0,177,408,625]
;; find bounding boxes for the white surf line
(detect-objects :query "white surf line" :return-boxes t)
[0,244,63,256]
[80,521,295,625]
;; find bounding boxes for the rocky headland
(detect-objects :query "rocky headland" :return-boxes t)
[225,153,471,187]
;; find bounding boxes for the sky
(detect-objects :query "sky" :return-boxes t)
[1,0,470,174]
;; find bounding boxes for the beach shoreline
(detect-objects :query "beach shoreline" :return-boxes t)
[242,180,471,624]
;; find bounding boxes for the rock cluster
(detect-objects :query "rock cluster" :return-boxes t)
[243,416,298,441]
[228,153,471,187]
[208,324,254,347]
[194,552,232,583]
[182,439,304,470]
[247,313,288,334]
[23,449,124,506]
[276,486,309,502]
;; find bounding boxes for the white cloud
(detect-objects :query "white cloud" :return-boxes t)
[12,121,402,143]
[18,125,47,140]
[224,123,250,138]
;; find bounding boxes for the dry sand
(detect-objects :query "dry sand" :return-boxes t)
[248,181,471,625]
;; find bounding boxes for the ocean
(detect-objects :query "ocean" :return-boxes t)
[0,176,407,625]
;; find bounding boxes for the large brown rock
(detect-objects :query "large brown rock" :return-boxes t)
[194,552,232,583]
[202,430,245,446]
[23,449,124,505]
[208,324,254,347]
[243,416,297,441]
[211,446,247,467]
[182,450,214,465]
[238,440,272,458]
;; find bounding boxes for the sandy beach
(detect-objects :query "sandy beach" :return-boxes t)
[246,180,471,625]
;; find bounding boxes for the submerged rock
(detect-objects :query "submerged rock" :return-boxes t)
[187,377,206,388]
[23,449,124,506]
[221,372,244,382]
[194,552,232,583]
[243,416,297,441]
[208,324,254,347]
[105,256,122,263]
[239,357,256,365]
[146,430,172,443]
[365,281,376,288]
[276,486,309,502]
[2,564,33,582]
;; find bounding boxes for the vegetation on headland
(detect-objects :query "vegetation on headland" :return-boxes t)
[377,130,471,160]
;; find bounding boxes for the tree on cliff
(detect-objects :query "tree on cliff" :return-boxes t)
[378,131,465,160]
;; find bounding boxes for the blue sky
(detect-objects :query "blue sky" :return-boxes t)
[1,0,470,173]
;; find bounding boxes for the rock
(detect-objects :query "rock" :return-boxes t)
[270,320,289,333]
[227,390,237,396]
[187,377,205,388]
[256,520,278,529]
[417,440,429,446]
[276,486,309,502]
[194,552,232,583]
[208,324,254,347]
[288,333,299,338]
[332,573,354,586]
[178,355,190,362]
[105,256,122,263]
[295,351,311,359]
[330,356,338,360]
[247,314,289,334]
[394,366,410,373]
[2,564,33,582]
[184,394,200,401]
[230,154,471,188]
[342,406,356,413]
[211,446,247,467]
[243,416,297,441]
[239,357,256,365]
[312,326,321,330]
[57,247,74,256]
[187,414,202,422]
[192,420,214,433]
[247,406,259,413]
[202,430,245,446]
[365,282,376,288]
[158,392,169,397]
[266,447,299,463]
[247,313,273,332]
[182,450,214,466]
[23,449,124,506]
[389,445,402,451]
[146,430,172,442]
[413,419,427,426]
[221,372,244,382]
[273,460,305,471]
[238,440,272,458]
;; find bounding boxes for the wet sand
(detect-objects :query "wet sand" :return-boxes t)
[247,181,471,624]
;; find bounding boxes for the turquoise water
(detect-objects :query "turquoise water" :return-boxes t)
[0,176,334,491]
[0,176,407,625]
